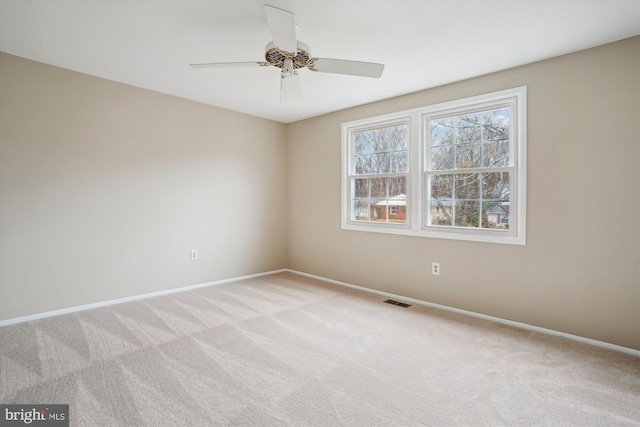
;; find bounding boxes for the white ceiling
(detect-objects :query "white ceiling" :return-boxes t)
[1,1,638,123]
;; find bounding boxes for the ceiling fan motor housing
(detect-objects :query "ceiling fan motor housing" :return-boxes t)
[265,41,311,70]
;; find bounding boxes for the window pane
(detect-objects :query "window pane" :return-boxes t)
[456,144,481,168]
[431,146,453,170]
[370,152,390,174]
[482,140,509,167]
[355,155,369,174]
[354,134,373,155]
[483,108,510,141]
[482,202,510,229]
[430,201,452,226]
[390,151,408,172]
[354,178,369,198]
[431,119,454,146]
[455,173,479,199]
[387,127,408,151]
[456,116,482,143]
[455,201,480,227]
[370,177,387,198]
[353,200,370,221]
[482,172,510,200]
[371,199,385,221]
[431,174,453,199]
[388,176,407,197]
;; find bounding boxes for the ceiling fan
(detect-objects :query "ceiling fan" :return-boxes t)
[190,4,385,101]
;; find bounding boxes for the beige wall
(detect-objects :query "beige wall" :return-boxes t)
[287,37,640,350]
[0,53,288,320]
[1,37,639,350]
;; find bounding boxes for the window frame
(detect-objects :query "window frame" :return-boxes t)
[341,86,527,245]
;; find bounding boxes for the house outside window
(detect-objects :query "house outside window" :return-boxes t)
[342,87,526,245]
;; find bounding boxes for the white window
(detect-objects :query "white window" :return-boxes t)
[342,87,526,245]
[345,119,410,226]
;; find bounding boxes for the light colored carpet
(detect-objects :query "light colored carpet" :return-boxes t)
[1,272,639,426]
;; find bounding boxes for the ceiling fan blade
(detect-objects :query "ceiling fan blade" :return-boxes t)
[310,58,385,78]
[264,5,297,54]
[190,61,264,69]
[281,73,302,102]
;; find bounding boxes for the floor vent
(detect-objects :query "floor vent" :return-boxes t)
[383,299,412,308]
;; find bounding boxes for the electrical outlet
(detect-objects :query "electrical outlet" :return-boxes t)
[190,249,198,261]
[432,262,440,276]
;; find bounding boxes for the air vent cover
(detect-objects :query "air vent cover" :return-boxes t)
[383,299,412,308]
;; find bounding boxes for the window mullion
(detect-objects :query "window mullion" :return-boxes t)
[383,177,388,223]
[451,172,456,227]
[478,173,483,228]
[367,177,372,221]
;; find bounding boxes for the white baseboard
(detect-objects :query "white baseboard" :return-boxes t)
[0,269,287,328]
[285,269,640,358]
